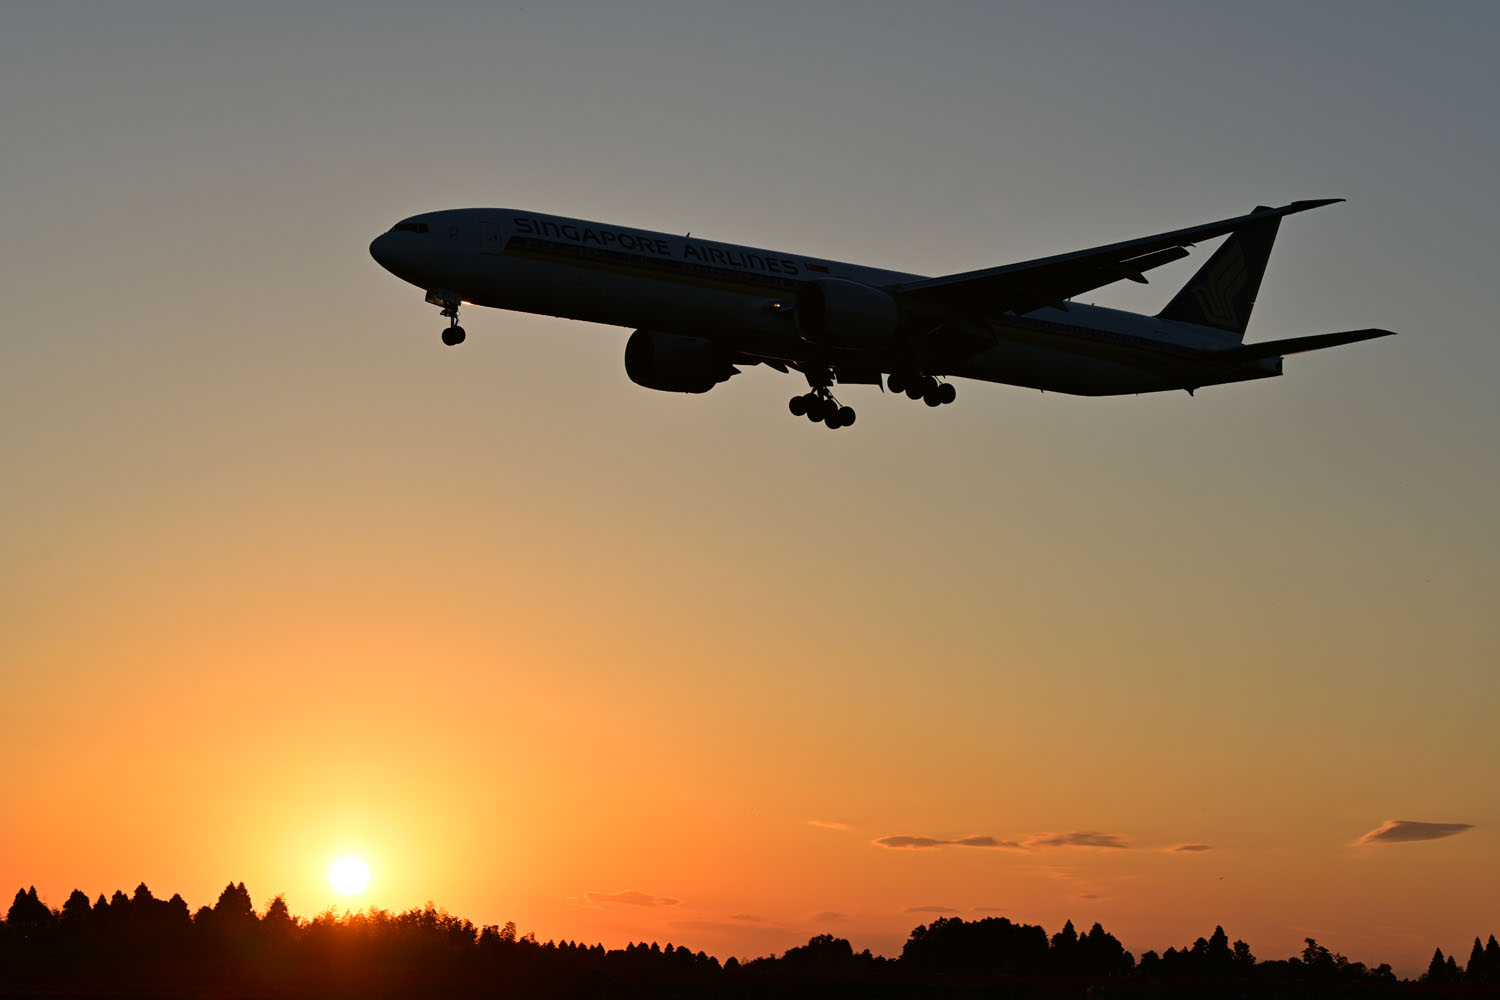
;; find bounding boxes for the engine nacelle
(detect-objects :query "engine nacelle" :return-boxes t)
[795,279,901,349]
[624,329,736,393]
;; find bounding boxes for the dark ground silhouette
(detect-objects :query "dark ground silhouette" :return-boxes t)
[4,882,1499,997]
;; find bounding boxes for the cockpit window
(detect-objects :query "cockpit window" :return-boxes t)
[391,222,429,234]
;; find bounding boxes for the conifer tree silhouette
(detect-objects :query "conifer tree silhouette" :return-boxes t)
[213,882,255,922]
[4,879,1495,993]
[1468,937,1486,980]
[5,887,52,945]
[60,889,91,926]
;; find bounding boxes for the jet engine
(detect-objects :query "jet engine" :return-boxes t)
[624,329,737,393]
[795,279,901,349]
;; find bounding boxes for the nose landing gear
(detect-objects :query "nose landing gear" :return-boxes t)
[426,289,466,346]
[439,304,466,347]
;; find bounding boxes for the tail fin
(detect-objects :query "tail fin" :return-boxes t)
[1157,207,1283,339]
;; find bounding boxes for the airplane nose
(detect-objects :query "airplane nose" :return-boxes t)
[369,232,397,271]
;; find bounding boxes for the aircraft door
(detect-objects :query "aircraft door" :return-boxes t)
[479,220,503,254]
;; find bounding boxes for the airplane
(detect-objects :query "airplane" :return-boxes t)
[368,199,1394,429]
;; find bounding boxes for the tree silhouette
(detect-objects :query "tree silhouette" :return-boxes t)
[1049,917,1079,972]
[1076,921,1133,975]
[1425,947,1455,983]
[779,933,852,968]
[1205,925,1232,970]
[60,889,91,925]
[213,881,255,922]
[1302,937,1335,978]
[901,915,1050,976]
[5,887,52,946]
[2,881,1495,995]
[264,894,293,927]
[772,932,877,978]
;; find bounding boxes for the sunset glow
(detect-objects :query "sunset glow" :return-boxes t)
[2,1,1497,984]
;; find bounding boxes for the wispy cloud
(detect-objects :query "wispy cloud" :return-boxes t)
[731,913,762,923]
[905,905,961,914]
[1357,820,1474,845]
[876,835,949,849]
[585,890,679,907]
[1026,831,1129,849]
[808,911,847,923]
[954,835,1020,847]
[876,830,1128,851]
[874,834,1022,850]
[807,819,852,831]
[1168,843,1213,853]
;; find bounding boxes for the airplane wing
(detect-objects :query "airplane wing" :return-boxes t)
[888,199,1343,318]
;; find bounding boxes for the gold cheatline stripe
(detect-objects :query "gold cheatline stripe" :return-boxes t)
[506,238,803,297]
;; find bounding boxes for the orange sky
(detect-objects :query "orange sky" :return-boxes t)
[3,1,1498,980]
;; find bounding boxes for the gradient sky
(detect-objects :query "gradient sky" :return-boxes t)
[3,0,1497,978]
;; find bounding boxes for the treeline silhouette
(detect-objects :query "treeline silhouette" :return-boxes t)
[4,882,1499,997]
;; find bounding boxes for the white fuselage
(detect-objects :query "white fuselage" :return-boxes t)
[369,208,1281,395]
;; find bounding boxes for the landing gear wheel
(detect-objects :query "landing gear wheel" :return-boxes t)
[431,291,465,348]
[924,389,943,406]
[794,384,856,429]
[939,382,956,404]
[887,373,906,394]
[905,386,924,400]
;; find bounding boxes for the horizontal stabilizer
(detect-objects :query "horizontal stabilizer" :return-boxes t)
[1217,328,1397,361]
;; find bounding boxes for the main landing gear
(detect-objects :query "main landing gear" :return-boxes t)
[788,388,856,429]
[887,373,956,407]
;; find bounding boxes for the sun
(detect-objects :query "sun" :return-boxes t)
[329,856,371,895]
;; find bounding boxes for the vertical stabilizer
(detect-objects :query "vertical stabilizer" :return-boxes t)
[1157,208,1282,339]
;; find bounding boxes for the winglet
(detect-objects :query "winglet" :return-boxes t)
[1286,198,1345,212]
